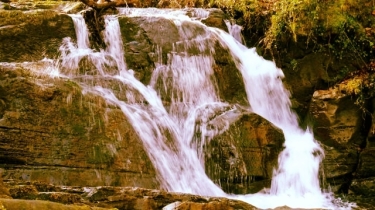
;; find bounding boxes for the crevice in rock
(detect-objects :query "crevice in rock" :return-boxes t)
[0,157,27,165]
[82,8,107,50]
[342,99,374,194]
[0,164,148,174]
[0,126,51,135]
[0,126,85,136]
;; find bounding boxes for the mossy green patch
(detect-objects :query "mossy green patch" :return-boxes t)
[0,10,56,27]
[71,124,86,135]
[88,144,115,165]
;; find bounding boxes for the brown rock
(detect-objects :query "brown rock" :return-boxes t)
[307,87,364,191]
[283,53,331,116]
[350,177,375,196]
[0,66,157,188]
[356,148,375,178]
[0,198,110,210]
[9,185,38,199]
[366,98,375,148]
[0,10,75,62]
[206,113,284,194]
[201,9,229,32]
[0,177,10,199]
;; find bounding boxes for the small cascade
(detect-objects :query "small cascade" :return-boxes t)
[69,14,90,49]
[102,16,127,74]
[59,15,125,77]
[224,19,244,44]
[49,9,354,209]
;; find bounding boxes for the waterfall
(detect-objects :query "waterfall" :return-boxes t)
[53,10,353,209]
[69,14,90,49]
[213,29,338,209]
[59,14,227,197]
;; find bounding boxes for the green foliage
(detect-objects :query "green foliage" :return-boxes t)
[208,0,261,28]
[290,59,298,71]
[0,10,56,26]
[266,0,373,58]
[339,62,375,113]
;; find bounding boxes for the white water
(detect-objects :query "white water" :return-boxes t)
[224,19,244,44]
[52,11,353,209]
[69,14,90,49]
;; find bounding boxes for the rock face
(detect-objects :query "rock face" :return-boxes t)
[307,86,367,192]
[283,53,331,116]
[0,177,10,199]
[0,7,250,192]
[0,66,157,188]
[206,114,284,194]
[0,10,75,62]
[349,98,375,196]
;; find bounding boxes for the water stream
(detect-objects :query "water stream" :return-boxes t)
[50,9,353,209]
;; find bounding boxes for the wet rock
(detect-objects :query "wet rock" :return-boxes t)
[3,182,258,210]
[118,14,247,105]
[213,42,248,105]
[283,53,331,117]
[207,113,284,194]
[201,9,229,32]
[37,192,82,204]
[365,98,375,148]
[0,66,157,189]
[0,177,10,199]
[0,198,110,210]
[350,177,375,196]
[0,10,76,62]
[356,148,375,178]
[9,185,38,199]
[118,16,155,83]
[122,16,180,60]
[307,87,365,191]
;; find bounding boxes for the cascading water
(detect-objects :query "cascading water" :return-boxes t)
[224,19,244,44]
[213,29,339,209]
[49,9,353,209]
[58,13,227,197]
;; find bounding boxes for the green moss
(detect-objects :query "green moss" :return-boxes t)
[71,124,85,134]
[0,10,57,27]
[64,80,81,89]
[59,107,68,116]
[88,145,114,165]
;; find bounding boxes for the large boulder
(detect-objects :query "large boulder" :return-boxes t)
[350,98,375,196]
[206,113,284,194]
[0,10,75,62]
[0,65,157,188]
[307,87,364,192]
[283,53,331,117]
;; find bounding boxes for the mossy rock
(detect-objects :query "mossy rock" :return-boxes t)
[0,198,112,210]
[0,10,75,62]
